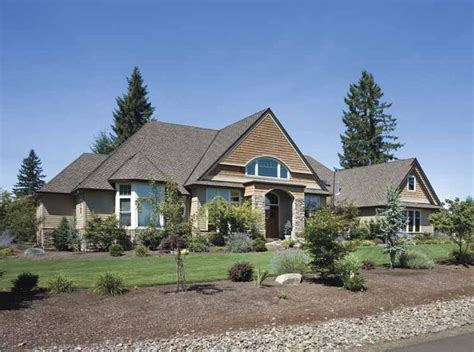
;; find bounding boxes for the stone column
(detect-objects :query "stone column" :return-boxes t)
[291,196,305,239]
[252,193,266,237]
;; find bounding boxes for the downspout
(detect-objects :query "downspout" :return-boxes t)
[332,168,337,210]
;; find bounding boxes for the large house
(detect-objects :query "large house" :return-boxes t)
[37,108,442,246]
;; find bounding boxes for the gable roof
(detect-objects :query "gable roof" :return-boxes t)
[39,153,108,194]
[109,152,168,182]
[305,155,334,193]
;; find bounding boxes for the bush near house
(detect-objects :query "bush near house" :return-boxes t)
[134,226,166,250]
[228,261,254,282]
[109,243,124,257]
[335,253,366,291]
[135,244,149,257]
[84,215,130,251]
[188,236,210,252]
[225,233,255,253]
[52,217,80,251]
[253,237,268,252]
[269,249,311,275]
[207,231,226,246]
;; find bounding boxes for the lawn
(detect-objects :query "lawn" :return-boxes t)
[0,243,455,290]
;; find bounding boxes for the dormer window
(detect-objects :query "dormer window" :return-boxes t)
[245,158,290,179]
[407,175,416,192]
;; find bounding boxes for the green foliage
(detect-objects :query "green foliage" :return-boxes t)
[277,291,288,300]
[451,248,474,265]
[366,219,382,240]
[361,260,375,270]
[228,261,254,282]
[225,233,255,253]
[399,250,434,269]
[377,186,408,268]
[109,243,124,257]
[304,207,347,278]
[188,236,210,253]
[47,274,75,293]
[52,217,80,251]
[0,247,14,257]
[207,232,226,246]
[253,268,270,287]
[335,253,366,291]
[280,239,295,249]
[24,247,45,257]
[269,249,311,275]
[91,131,116,154]
[4,196,37,243]
[430,197,474,264]
[158,182,189,244]
[253,237,267,252]
[338,70,403,169]
[12,272,39,292]
[283,220,292,239]
[134,226,165,250]
[348,224,371,240]
[0,191,13,233]
[84,215,129,251]
[160,234,186,251]
[204,198,263,237]
[135,244,149,257]
[13,149,46,197]
[92,272,126,295]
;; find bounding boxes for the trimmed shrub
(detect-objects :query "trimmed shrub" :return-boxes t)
[207,232,226,246]
[12,272,39,292]
[225,233,255,253]
[92,273,126,295]
[399,250,434,269]
[160,234,186,251]
[361,260,375,270]
[188,236,210,253]
[269,249,311,275]
[253,237,268,252]
[135,244,149,257]
[24,247,45,258]
[84,215,130,251]
[109,243,124,257]
[228,261,254,282]
[134,227,165,250]
[281,239,295,249]
[0,247,14,257]
[47,274,74,293]
[349,224,370,240]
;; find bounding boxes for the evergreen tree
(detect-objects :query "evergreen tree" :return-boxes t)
[13,149,46,197]
[52,217,80,251]
[91,131,116,154]
[338,70,403,168]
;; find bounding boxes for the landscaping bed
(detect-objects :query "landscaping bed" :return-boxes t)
[1,265,472,350]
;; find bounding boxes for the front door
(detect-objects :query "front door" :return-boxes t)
[265,192,279,238]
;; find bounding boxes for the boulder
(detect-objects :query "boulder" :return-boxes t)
[275,273,302,285]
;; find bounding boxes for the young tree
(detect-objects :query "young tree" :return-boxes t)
[13,149,46,197]
[52,217,80,251]
[338,70,403,168]
[377,186,409,269]
[430,197,473,263]
[91,131,116,154]
[4,196,37,243]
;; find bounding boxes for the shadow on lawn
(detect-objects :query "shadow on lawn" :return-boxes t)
[0,289,48,311]
[162,283,230,295]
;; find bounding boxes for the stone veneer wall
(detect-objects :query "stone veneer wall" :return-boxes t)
[291,197,305,239]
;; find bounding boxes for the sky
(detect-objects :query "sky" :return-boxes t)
[1,0,472,201]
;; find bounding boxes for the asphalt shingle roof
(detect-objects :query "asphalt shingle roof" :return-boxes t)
[108,152,168,182]
[305,155,334,193]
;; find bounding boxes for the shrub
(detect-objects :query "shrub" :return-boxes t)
[0,232,15,247]
[225,233,255,253]
[281,239,295,249]
[24,247,45,258]
[228,261,254,282]
[135,244,149,257]
[47,274,74,293]
[207,232,225,246]
[0,247,14,257]
[335,253,366,291]
[399,250,434,269]
[361,260,375,270]
[304,207,347,278]
[52,217,80,251]
[92,273,126,295]
[84,215,130,251]
[160,234,186,251]
[254,268,270,287]
[109,243,124,257]
[188,236,210,253]
[253,237,268,252]
[134,227,165,250]
[12,272,39,292]
[451,249,474,265]
[3,196,37,243]
[349,225,370,240]
[269,249,311,275]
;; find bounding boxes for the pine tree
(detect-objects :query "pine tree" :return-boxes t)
[13,149,46,197]
[338,70,403,168]
[91,131,116,154]
[112,66,155,146]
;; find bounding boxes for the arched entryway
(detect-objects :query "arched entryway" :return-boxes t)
[264,189,293,238]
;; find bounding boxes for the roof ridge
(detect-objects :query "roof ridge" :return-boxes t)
[150,120,218,132]
[218,108,269,132]
[335,158,416,174]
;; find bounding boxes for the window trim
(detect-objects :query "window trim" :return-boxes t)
[245,157,290,180]
[407,175,416,192]
[406,210,421,233]
[206,187,241,205]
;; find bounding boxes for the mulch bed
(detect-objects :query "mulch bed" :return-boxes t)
[1,265,472,349]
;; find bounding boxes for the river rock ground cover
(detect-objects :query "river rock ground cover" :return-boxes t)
[0,265,472,350]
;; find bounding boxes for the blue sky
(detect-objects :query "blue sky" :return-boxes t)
[1,0,472,200]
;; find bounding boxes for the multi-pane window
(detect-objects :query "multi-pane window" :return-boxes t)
[206,188,241,205]
[136,183,162,227]
[245,158,290,179]
[119,184,131,196]
[407,175,416,191]
[119,198,131,227]
[304,194,321,218]
[406,210,421,232]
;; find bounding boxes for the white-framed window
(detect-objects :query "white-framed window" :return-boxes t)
[304,194,321,218]
[115,183,164,228]
[245,157,290,180]
[407,175,416,192]
[406,210,421,233]
[206,188,241,205]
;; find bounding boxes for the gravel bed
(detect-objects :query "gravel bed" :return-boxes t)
[40,296,473,351]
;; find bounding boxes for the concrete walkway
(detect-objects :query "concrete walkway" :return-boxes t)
[389,331,474,352]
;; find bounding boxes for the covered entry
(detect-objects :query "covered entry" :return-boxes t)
[264,189,293,238]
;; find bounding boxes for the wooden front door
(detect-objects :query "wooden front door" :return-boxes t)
[265,205,279,238]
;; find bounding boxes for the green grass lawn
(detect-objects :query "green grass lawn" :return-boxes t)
[0,243,455,290]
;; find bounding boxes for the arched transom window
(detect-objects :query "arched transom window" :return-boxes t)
[245,157,290,179]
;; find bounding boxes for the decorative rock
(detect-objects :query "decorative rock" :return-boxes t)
[275,273,302,285]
